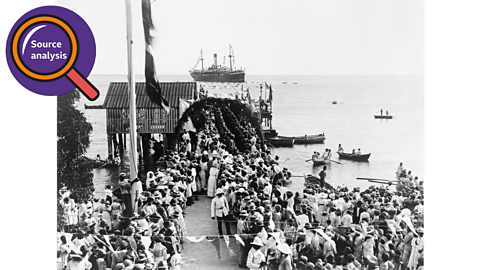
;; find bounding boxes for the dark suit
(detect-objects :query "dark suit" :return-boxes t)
[352,206,364,224]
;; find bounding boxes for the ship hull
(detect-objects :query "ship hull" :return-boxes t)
[190,72,245,82]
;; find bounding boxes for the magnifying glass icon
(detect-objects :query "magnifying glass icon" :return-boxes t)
[10,14,99,101]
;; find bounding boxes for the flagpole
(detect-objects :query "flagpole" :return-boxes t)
[125,0,138,180]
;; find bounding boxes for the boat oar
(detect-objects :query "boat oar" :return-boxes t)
[97,163,108,169]
[305,159,312,162]
[290,175,306,178]
[329,160,341,164]
[357,177,397,182]
[369,179,398,185]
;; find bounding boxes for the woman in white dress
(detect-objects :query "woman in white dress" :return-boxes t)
[62,197,74,226]
[408,229,424,270]
[199,156,209,192]
[207,160,219,198]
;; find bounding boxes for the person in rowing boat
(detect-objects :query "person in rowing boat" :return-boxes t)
[352,149,356,155]
[326,149,332,160]
[96,154,101,162]
[356,148,362,155]
[338,144,344,153]
[380,108,383,116]
[106,154,114,164]
[396,162,404,178]
[114,154,121,165]
[386,110,389,116]
[322,149,329,159]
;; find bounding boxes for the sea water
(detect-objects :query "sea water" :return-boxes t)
[76,74,423,197]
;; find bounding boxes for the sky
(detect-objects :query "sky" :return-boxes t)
[58,0,423,76]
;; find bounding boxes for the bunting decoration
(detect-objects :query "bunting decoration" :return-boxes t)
[141,0,170,114]
[234,234,245,246]
[223,236,236,257]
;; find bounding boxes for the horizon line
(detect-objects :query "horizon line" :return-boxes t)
[90,73,424,77]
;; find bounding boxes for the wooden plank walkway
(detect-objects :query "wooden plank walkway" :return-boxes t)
[180,195,242,270]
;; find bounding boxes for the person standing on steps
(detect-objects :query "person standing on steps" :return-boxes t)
[211,188,231,237]
[319,166,327,188]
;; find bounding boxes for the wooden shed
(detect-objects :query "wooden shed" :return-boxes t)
[102,81,197,158]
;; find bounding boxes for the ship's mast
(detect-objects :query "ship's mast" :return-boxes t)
[200,49,204,71]
[228,44,233,71]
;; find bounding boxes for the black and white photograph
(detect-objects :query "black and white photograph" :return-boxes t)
[54,1,427,270]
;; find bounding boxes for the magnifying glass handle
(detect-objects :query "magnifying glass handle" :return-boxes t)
[66,67,99,101]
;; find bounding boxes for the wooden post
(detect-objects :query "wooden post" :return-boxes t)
[118,133,124,156]
[163,133,168,152]
[107,134,113,159]
[112,133,119,155]
[123,133,127,149]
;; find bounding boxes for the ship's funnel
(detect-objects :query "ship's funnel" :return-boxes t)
[213,53,217,67]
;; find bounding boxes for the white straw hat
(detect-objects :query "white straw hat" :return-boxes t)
[276,243,292,255]
[251,236,264,247]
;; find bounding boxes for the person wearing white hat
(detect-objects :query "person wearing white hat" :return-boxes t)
[211,188,231,236]
[276,243,292,270]
[146,171,156,189]
[247,236,266,270]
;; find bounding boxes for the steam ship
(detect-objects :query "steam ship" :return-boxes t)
[189,45,245,82]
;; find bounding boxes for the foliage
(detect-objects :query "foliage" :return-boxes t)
[57,91,94,202]
[57,200,66,232]
[174,98,264,149]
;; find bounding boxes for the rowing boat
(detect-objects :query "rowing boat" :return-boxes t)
[277,134,326,144]
[93,160,119,169]
[374,115,393,119]
[304,174,333,189]
[312,158,329,166]
[337,152,371,161]
[265,137,294,147]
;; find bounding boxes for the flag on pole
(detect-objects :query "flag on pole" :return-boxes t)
[141,0,170,114]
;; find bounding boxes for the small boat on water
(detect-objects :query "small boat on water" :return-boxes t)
[304,174,333,189]
[84,104,104,109]
[332,100,337,105]
[93,160,119,169]
[265,137,294,147]
[374,115,393,119]
[312,158,329,166]
[277,134,326,145]
[337,152,371,161]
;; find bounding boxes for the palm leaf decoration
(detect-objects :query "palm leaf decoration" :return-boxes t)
[174,97,264,152]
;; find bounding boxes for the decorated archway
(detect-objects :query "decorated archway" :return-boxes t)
[174,97,264,153]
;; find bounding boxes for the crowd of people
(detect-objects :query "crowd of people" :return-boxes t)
[58,124,424,270]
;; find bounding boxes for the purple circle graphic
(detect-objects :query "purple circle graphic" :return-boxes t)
[6,6,96,96]
[21,22,71,74]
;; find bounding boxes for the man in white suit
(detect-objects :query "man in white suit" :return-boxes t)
[211,188,231,237]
